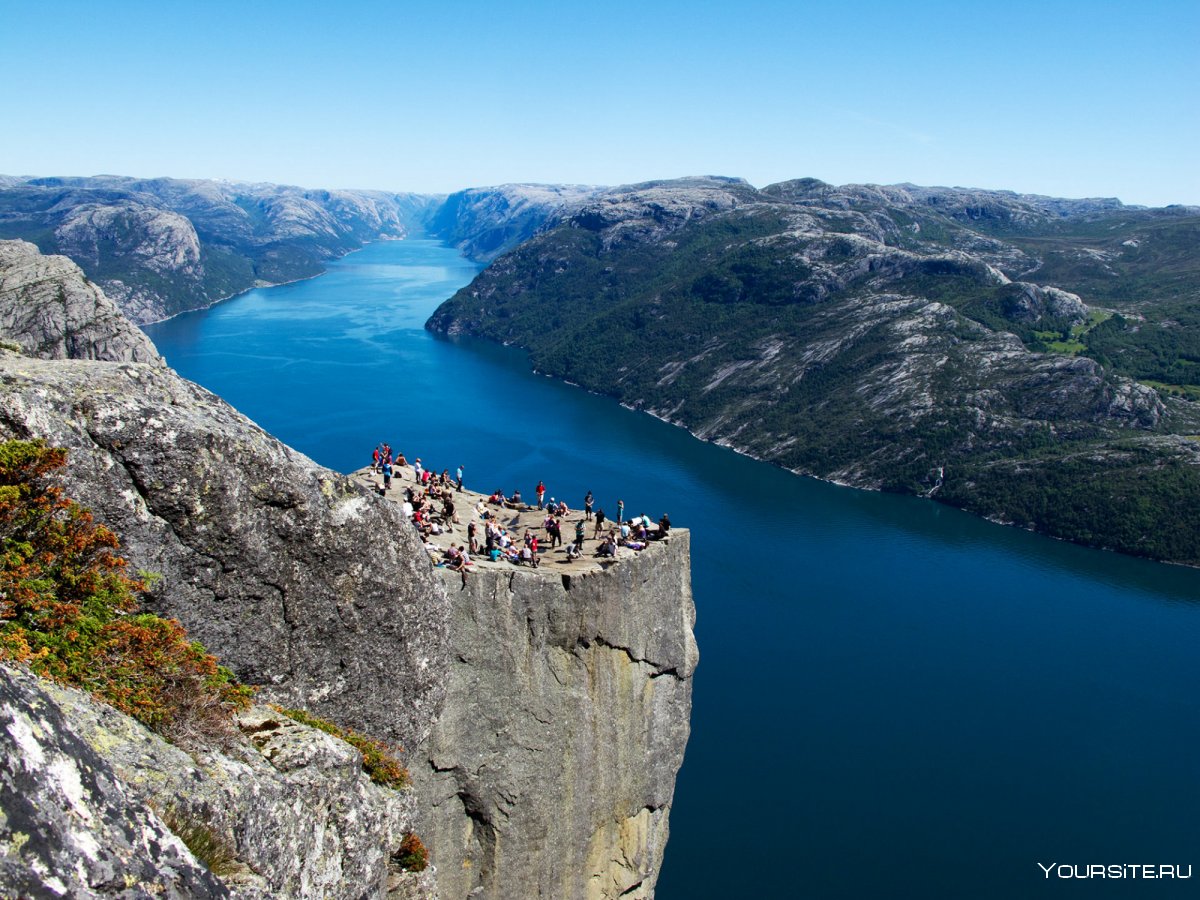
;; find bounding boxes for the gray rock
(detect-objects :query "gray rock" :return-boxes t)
[0,664,434,899]
[0,665,230,899]
[411,534,697,900]
[0,240,162,363]
[0,354,449,751]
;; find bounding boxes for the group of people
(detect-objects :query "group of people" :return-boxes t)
[372,444,464,495]
[370,446,673,581]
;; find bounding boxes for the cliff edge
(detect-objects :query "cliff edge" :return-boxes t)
[414,532,696,900]
[0,239,699,898]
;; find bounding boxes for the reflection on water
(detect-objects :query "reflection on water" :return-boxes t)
[146,240,1200,899]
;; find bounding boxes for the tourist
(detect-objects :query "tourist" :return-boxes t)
[617,499,624,524]
[536,480,546,509]
[456,464,464,492]
[574,519,585,553]
[584,490,593,520]
[382,460,393,492]
[593,507,606,537]
[447,544,470,587]
[657,513,671,539]
[372,445,380,471]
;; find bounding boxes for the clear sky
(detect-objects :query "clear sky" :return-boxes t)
[3,0,1197,206]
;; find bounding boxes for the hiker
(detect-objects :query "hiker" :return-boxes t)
[574,518,586,553]
[617,499,624,524]
[584,491,593,520]
[382,460,393,491]
[536,480,546,509]
[593,508,606,537]
[456,464,464,492]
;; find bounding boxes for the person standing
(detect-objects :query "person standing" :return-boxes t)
[456,464,464,493]
[383,460,393,492]
[536,480,546,510]
[584,491,594,520]
[574,519,586,553]
[617,499,625,525]
[372,446,381,472]
[593,508,606,538]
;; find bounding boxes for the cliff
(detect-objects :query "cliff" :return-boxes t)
[0,242,698,897]
[429,177,1200,563]
[411,526,696,899]
[0,239,161,363]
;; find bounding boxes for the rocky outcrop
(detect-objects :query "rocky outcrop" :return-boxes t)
[0,665,432,899]
[412,534,697,900]
[0,249,700,897]
[0,239,161,363]
[0,352,449,749]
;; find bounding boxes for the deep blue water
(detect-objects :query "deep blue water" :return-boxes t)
[145,240,1200,898]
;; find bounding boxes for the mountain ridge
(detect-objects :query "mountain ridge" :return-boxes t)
[428,175,1200,563]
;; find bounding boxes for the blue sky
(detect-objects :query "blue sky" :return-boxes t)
[3,0,1197,205]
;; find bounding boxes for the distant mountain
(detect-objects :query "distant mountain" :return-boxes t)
[0,176,605,325]
[0,176,438,323]
[429,176,1200,563]
[426,183,603,261]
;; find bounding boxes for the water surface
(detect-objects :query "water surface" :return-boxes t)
[146,240,1200,898]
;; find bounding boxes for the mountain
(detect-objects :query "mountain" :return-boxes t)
[429,177,1200,563]
[426,183,603,261]
[0,176,438,323]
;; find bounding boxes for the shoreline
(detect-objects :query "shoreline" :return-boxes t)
[491,343,1190,568]
[138,233,429,327]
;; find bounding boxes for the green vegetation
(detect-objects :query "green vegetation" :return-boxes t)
[273,705,411,789]
[393,832,429,873]
[431,193,1200,564]
[0,439,252,742]
[157,806,241,877]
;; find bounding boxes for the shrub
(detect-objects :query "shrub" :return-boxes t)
[393,832,428,872]
[273,705,410,789]
[0,439,252,743]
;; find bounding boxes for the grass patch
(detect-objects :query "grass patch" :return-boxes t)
[273,705,410,789]
[1141,380,1200,401]
[157,806,241,877]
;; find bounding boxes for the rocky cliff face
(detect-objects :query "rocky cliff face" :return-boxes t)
[412,534,697,900]
[0,239,161,363]
[0,665,433,899]
[0,234,699,897]
[0,351,449,749]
